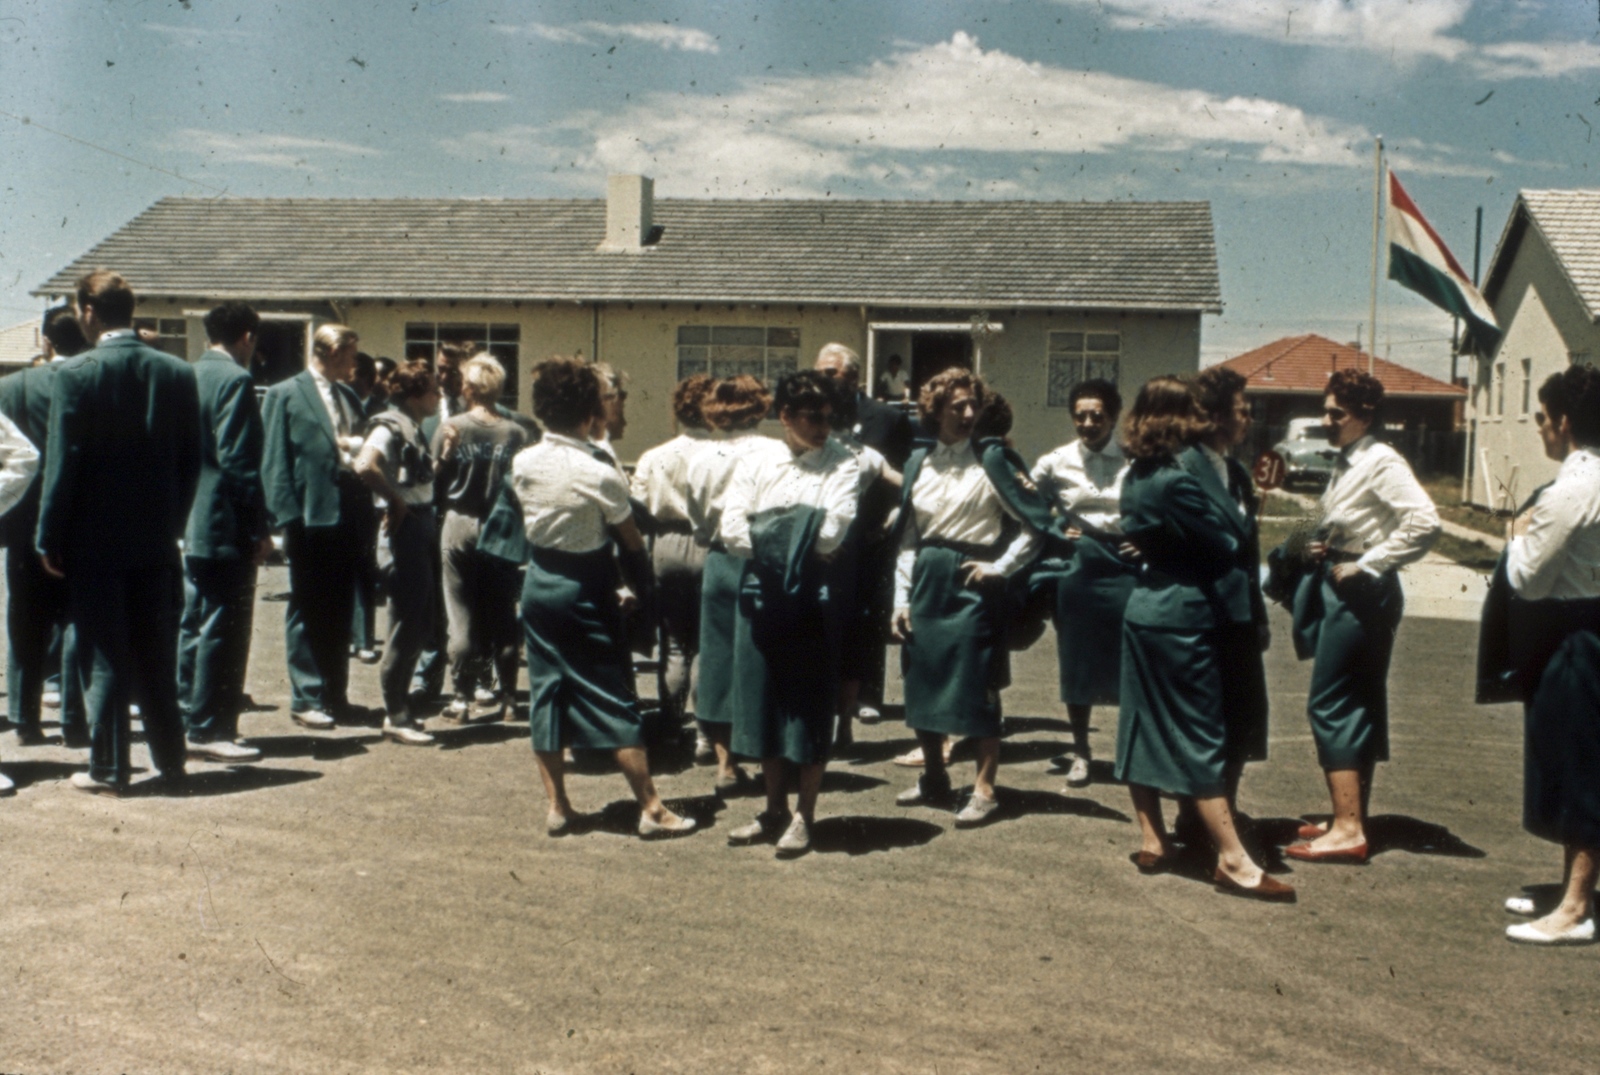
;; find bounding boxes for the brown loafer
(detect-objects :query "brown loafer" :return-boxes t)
[1130,850,1173,875]
[1213,868,1297,903]
[1284,840,1369,864]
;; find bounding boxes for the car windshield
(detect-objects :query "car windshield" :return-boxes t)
[1289,426,1329,442]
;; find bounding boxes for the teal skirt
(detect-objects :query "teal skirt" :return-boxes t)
[728,559,840,766]
[695,547,745,727]
[1524,628,1600,848]
[1297,568,1401,770]
[1114,624,1226,798]
[902,545,1007,739]
[521,546,641,753]
[1053,536,1137,706]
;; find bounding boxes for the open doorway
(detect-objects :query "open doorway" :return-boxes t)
[250,318,310,389]
[910,332,973,395]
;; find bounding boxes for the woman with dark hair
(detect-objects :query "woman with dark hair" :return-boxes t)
[1285,368,1439,864]
[1115,376,1292,901]
[630,374,718,732]
[1031,378,1136,790]
[685,375,787,793]
[891,368,1041,827]
[1501,364,1600,945]
[355,360,442,746]
[512,359,695,839]
[722,371,859,856]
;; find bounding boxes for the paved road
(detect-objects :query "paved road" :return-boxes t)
[0,564,1591,1074]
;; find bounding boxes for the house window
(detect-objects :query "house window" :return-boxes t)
[1494,362,1506,417]
[404,322,520,403]
[675,325,800,386]
[134,317,188,359]
[1046,331,1120,407]
[1520,358,1533,415]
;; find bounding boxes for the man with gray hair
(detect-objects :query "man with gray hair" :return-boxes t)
[814,342,912,469]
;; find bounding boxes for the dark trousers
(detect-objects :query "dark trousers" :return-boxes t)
[381,508,438,719]
[351,505,380,651]
[71,565,185,784]
[6,545,85,735]
[177,556,258,743]
[283,485,367,713]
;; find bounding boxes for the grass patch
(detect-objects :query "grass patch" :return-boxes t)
[1419,475,1509,540]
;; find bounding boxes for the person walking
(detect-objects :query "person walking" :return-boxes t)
[176,302,273,764]
[37,270,201,795]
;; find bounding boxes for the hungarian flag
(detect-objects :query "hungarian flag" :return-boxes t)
[1387,170,1501,354]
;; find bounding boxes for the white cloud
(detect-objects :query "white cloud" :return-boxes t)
[495,19,719,53]
[166,130,382,170]
[440,91,510,103]
[142,21,252,47]
[1473,39,1600,78]
[489,32,1368,197]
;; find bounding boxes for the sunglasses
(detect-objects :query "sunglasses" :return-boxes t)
[1535,411,1549,427]
[1072,410,1107,423]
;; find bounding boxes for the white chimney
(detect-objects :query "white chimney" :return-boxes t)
[598,174,654,252]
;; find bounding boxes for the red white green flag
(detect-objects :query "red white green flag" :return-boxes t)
[1386,169,1501,353]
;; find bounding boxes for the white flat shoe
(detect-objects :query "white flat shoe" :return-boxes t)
[381,718,435,746]
[638,811,697,840]
[1064,755,1091,789]
[775,814,812,857]
[1506,918,1597,946]
[954,791,1000,828]
[1504,896,1538,917]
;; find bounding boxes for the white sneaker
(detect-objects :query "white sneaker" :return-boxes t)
[474,687,499,706]
[291,709,336,731]
[381,718,435,746]
[187,740,262,763]
[1506,918,1597,946]
[693,734,716,765]
[775,814,812,857]
[954,790,1000,828]
[637,810,697,839]
[0,771,14,796]
[1504,896,1538,917]
[355,648,381,665]
[1064,755,1091,789]
[440,698,472,723]
[41,690,61,709]
[856,704,881,724]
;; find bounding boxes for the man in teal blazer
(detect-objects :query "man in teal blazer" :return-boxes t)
[260,324,368,728]
[177,303,273,763]
[35,270,202,794]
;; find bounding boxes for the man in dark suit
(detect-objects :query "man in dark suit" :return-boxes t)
[814,341,914,469]
[36,270,202,795]
[0,307,88,750]
[177,303,273,763]
[261,323,369,730]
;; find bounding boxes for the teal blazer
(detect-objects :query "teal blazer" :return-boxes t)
[1176,446,1263,628]
[1118,456,1239,630]
[0,360,61,547]
[261,370,364,529]
[184,350,270,560]
[34,335,202,571]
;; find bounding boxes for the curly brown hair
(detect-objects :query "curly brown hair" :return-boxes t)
[1326,368,1385,420]
[383,359,436,402]
[672,373,716,429]
[1122,375,1211,460]
[700,374,771,431]
[917,367,988,423]
[532,358,604,432]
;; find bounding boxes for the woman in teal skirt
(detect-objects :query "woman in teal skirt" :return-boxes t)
[1115,377,1293,901]
[511,358,695,840]
[891,369,1041,828]
[721,371,859,857]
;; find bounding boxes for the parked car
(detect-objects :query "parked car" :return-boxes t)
[1273,417,1339,488]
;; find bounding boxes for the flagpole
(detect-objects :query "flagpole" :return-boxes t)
[1367,135,1384,375]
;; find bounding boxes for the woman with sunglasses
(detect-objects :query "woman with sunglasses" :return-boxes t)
[1284,368,1439,864]
[721,371,859,857]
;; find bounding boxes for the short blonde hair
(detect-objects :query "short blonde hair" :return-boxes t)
[461,352,506,404]
[312,323,358,360]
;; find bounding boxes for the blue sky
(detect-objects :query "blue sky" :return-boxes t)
[3,0,1596,376]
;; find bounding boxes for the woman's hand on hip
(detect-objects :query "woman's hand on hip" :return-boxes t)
[890,607,912,642]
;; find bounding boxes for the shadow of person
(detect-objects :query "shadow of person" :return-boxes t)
[998,738,1080,766]
[1001,715,1073,736]
[249,734,373,762]
[1,759,82,789]
[986,787,1132,824]
[147,766,322,798]
[818,770,889,795]
[809,815,943,855]
[433,722,524,751]
[840,737,920,767]
[1366,815,1487,858]
[643,727,698,776]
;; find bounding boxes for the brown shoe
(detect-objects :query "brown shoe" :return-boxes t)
[1213,868,1296,903]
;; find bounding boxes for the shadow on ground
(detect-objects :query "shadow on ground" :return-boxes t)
[810,815,944,855]
[250,734,373,762]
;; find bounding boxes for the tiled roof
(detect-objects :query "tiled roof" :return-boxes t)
[35,196,1222,313]
[1218,334,1466,397]
[1483,189,1600,322]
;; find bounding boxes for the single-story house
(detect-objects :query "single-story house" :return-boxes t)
[35,175,1223,464]
[0,318,44,374]
[1214,333,1467,473]
[1467,189,1600,510]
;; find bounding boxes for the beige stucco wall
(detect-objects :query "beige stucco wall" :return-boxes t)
[1470,224,1600,507]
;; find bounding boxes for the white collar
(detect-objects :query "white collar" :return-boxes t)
[545,432,593,452]
[932,439,972,460]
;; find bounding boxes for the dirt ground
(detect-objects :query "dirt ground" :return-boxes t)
[1,564,1594,1074]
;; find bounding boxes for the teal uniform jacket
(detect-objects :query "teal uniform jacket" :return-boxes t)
[185,350,270,560]
[261,371,364,530]
[35,335,202,570]
[1113,457,1239,798]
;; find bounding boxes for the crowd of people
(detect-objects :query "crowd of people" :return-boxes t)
[1,268,1598,943]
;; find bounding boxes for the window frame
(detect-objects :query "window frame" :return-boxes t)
[1046,330,1121,408]
[403,321,521,405]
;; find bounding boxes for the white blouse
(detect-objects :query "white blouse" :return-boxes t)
[630,429,713,525]
[1318,435,1440,576]
[1507,448,1600,601]
[0,409,38,520]
[684,430,789,547]
[894,439,1040,608]
[721,437,860,560]
[1031,437,1128,534]
[833,433,888,498]
[511,433,632,553]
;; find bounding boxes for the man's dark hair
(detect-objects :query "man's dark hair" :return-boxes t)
[973,392,1013,440]
[203,301,260,347]
[41,305,89,357]
[1069,378,1123,420]
[1327,368,1385,421]
[353,351,377,384]
[532,358,604,431]
[775,369,836,416]
[1193,366,1248,423]
[75,268,135,327]
[1538,363,1600,447]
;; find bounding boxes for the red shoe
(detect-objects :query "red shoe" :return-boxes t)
[1213,869,1296,903]
[1296,821,1328,840]
[1284,840,1369,864]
